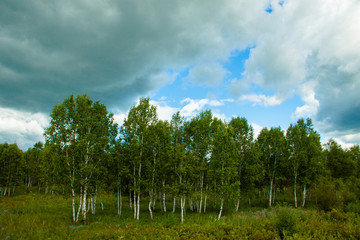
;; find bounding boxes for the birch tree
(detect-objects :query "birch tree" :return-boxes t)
[257,127,287,207]
[170,112,189,222]
[210,119,238,220]
[45,94,117,222]
[121,98,157,220]
[229,117,256,211]
[286,118,322,207]
[0,143,23,196]
[185,110,213,213]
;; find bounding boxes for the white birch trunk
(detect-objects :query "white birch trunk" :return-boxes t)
[136,192,140,220]
[76,190,83,222]
[199,175,203,213]
[173,197,176,213]
[92,196,96,215]
[149,194,153,220]
[235,199,240,212]
[302,184,306,207]
[82,185,88,222]
[163,189,166,212]
[204,194,207,213]
[71,185,76,222]
[294,173,298,208]
[218,198,224,221]
[133,191,137,219]
[180,197,185,223]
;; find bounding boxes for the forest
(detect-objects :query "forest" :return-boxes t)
[1,94,360,239]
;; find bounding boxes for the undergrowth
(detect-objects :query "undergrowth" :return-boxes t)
[1,194,360,239]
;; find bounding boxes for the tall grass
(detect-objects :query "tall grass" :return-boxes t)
[1,193,360,239]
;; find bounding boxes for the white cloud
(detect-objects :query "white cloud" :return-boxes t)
[320,127,360,149]
[250,122,263,139]
[227,0,360,145]
[186,62,229,86]
[113,111,127,127]
[294,81,320,119]
[240,94,283,107]
[0,108,48,150]
[212,110,228,121]
[180,98,210,118]
[150,99,180,122]
[180,98,233,118]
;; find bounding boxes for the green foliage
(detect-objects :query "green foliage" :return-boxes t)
[257,127,288,207]
[44,94,117,221]
[0,143,23,196]
[3,94,360,237]
[314,177,339,211]
[275,207,298,238]
[344,202,360,214]
[325,139,357,179]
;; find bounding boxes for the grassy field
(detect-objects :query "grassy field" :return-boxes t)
[1,193,360,239]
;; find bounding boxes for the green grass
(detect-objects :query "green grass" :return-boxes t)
[1,193,360,239]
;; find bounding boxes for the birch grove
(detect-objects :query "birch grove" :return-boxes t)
[2,94,360,223]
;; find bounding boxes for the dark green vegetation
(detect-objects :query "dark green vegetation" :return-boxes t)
[1,193,360,239]
[1,94,360,239]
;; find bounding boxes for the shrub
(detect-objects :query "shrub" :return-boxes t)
[275,207,297,239]
[314,177,339,211]
[344,202,360,214]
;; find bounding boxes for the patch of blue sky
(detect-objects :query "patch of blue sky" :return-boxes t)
[153,67,209,102]
[265,0,285,14]
[222,46,253,81]
[265,4,273,14]
[156,45,253,102]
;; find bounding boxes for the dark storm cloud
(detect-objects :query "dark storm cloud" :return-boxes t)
[0,0,260,112]
[306,52,360,132]
[2,0,360,148]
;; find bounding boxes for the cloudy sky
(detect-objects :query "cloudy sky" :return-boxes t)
[1,0,360,150]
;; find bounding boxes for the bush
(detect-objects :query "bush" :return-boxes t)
[344,202,360,214]
[275,207,297,239]
[314,177,339,211]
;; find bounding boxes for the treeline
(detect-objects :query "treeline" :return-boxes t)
[1,94,359,222]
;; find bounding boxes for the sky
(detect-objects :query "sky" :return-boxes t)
[1,0,360,150]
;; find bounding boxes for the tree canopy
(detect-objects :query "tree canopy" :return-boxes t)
[1,94,360,222]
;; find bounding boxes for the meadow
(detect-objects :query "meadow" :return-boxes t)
[1,191,360,239]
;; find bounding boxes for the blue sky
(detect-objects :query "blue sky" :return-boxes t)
[150,48,302,129]
[1,0,360,149]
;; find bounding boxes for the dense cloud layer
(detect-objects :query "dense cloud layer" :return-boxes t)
[0,0,263,112]
[1,0,360,148]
